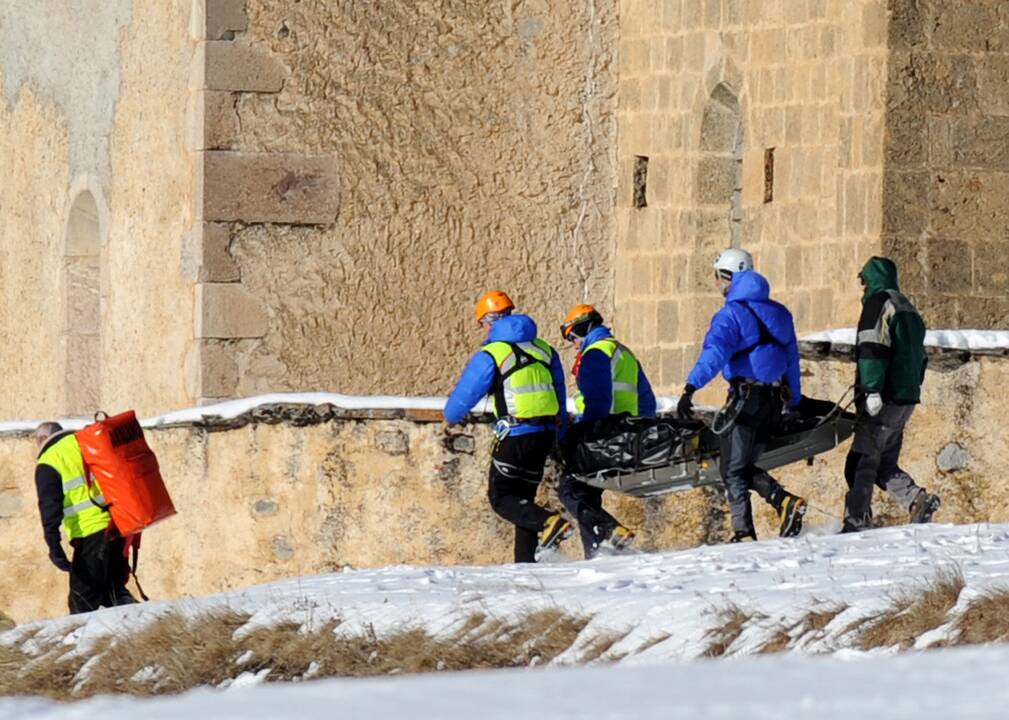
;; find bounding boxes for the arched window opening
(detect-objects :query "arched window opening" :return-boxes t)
[64,191,101,415]
[696,83,744,248]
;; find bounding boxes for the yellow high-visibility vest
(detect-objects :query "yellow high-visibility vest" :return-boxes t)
[37,433,111,540]
[483,339,560,420]
[574,338,640,416]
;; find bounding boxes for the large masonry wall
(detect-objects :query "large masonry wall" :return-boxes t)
[188,0,618,402]
[0,352,1005,622]
[0,1,196,419]
[614,0,888,403]
[882,0,1009,328]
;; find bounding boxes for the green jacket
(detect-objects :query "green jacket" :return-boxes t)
[855,257,927,404]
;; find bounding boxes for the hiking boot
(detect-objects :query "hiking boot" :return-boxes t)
[606,525,636,551]
[909,491,941,524]
[535,514,574,560]
[778,494,808,538]
[730,530,756,543]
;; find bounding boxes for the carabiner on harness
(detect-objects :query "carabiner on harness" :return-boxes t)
[711,384,751,436]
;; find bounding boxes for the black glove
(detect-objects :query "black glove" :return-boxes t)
[49,548,71,572]
[677,385,696,420]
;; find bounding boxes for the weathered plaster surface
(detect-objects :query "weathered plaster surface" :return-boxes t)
[0,1,194,418]
[0,1,132,190]
[207,0,618,397]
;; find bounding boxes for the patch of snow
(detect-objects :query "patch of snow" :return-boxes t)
[804,328,1009,351]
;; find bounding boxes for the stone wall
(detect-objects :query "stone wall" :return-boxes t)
[186,0,618,403]
[614,0,889,402]
[1,351,1005,623]
[882,0,1009,327]
[0,0,196,420]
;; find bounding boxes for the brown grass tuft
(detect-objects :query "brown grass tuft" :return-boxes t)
[0,607,595,700]
[702,603,760,658]
[858,567,965,650]
[952,587,1009,646]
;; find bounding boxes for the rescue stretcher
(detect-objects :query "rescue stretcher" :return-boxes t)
[564,397,856,498]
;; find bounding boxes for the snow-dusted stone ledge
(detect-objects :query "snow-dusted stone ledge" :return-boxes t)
[801,328,1009,369]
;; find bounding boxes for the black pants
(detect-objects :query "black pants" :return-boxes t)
[488,431,556,563]
[843,403,922,531]
[69,530,137,614]
[719,385,787,535]
[558,476,620,559]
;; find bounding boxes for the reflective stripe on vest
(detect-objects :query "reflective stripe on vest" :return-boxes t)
[483,339,560,420]
[574,338,641,416]
[37,433,111,540]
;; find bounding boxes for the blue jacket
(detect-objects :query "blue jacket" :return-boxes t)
[444,314,568,436]
[576,326,657,422]
[685,271,801,405]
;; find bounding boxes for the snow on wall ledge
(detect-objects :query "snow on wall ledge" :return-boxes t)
[0,337,1007,623]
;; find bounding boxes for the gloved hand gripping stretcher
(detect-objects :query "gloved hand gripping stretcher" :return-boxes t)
[560,395,855,498]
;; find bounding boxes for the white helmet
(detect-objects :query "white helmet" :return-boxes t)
[713,248,753,278]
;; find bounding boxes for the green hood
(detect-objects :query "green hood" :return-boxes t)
[858,256,899,301]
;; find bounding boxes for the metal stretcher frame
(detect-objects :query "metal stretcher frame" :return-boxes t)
[573,415,856,498]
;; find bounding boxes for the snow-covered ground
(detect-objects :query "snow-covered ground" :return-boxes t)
[4,523,1009,717]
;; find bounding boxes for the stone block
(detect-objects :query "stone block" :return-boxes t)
[695,156,739,204]
[880,235,927,295]
[195,282,269,338]
[197,152,340,224]
[64,334,100,415]
[978,55,1009,116]
[881,170,928,236]
[659,347,685,389]
[182,223,241,283]
[932,1,1009,51]
[926,170,1009,242]
[375,430,409,456]
[973,241,1009,294]
[193,0,249,40]
[253,499,280,517]
[937,443,970,473]
[192,41,285,93]
[65,260,101,333]
[958,296,1009,328]
[704,0,721,27]
[888,52,978,116]
[188,90,240,151]
[925,237,972,294]
[888,0,930,48]
[186,339,241,397]
[861,1,887,47]
[657,300,679,341]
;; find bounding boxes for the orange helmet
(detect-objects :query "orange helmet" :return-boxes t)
[561,303,604,341]
[475,290,514,325]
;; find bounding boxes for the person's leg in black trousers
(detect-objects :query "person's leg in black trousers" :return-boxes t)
[487,431,556,563]
[558,475,620,559]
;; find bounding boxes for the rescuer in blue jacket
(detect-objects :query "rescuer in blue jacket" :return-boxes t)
[556,304,655,558]
[444,291,573,563]
[677,249,807,542]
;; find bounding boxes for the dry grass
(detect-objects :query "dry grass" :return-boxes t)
[702,603,759,658]
[0,608,594,700]
[758,602,849,655]
[858,567,965,650]
[952,587,1009,646]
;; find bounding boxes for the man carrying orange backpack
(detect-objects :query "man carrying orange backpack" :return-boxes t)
[33,422,136,614]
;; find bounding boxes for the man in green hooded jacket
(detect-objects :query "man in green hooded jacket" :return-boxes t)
[842,257,940,532]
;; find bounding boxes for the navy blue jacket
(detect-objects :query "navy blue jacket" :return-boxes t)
[685,271,801,405]
[576,326,657,422]
[444,314,567,437]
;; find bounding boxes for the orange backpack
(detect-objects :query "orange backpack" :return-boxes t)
[75,410,177,537]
